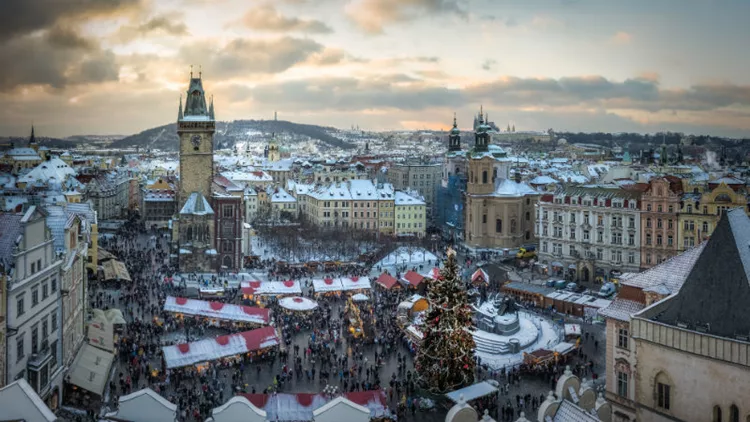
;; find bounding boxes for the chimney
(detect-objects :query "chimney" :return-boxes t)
[514,172,522,183]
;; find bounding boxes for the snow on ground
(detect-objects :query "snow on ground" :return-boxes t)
[251,236,369,263]
[376,247,438,268]
[475,312,564,370]
[472,316,540,350]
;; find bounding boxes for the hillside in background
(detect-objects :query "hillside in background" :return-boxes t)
[109,119,355,151]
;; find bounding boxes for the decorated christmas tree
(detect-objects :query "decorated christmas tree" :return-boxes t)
[415,248,476,393]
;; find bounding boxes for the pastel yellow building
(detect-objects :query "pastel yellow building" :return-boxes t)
[395,191,426,237]
[678,180,747,251]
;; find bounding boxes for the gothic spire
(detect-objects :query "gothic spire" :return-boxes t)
[178,95,184,120]
[29,124,36,145]
[209,95,215,120]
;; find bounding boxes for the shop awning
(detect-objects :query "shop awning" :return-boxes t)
[339,276,371,291]
[550,262,563,268]
[67,343,115,396]
[564,324,582,337]
[401,271,424,287]
[164,296,269,325]
[162,326,280,369]
[101,259,131,282]
[278,297,319,312]
[471,268,489,284]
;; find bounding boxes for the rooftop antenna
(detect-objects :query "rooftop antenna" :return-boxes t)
[190,65,193,78]
[199,65,202,78]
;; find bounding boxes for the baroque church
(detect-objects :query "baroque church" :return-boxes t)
[172,72,244,272]
[457,108,540,250]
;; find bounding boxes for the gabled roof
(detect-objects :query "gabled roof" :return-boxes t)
[654,208,750,339]
[0,379,56,421]
[180,192,214,215]
[0,213,24,266]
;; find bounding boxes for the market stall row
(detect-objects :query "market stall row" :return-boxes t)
[162,326,280,369]
[164,296,270,325]
[241,280,302,297]
[312,276,372,294]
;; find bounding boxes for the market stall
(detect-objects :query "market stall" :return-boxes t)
[339,276,372,292]
[162,326,280,370]
[351,293,369,302]
[375,272,400,290]
[400,271,426,290]
[278,297,319,312]
[312,278,344,295]
[471,268,490,285]
[238,390,390,422]
[241,280,302,300]
[396,294,429,327]
[164,296,270,326]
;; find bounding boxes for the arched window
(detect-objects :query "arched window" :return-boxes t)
[510,219,517,233]
[205,224,210,241]
[730,405,739,422]
[714,406,722,422]
[482,170,488,184]
[655,372,672,410]
[493,168,497,182]
[470,171,474,183]
[223,255,233,269]
[187,226,192,241]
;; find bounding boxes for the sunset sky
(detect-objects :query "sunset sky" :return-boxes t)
[2,0,749,138]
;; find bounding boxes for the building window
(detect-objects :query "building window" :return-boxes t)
[17,296,25,317]
[667,235,673,246]
[596,249,603,260]
[647,204,652,211]
[628,252,635,264]
[16,337,24,362]
[541,242,547,252]
[729,405,739,422]
[482,214,487,224]
[32,288,39,307]
[646,234,652,245]
[51,278,57,293]
[616,371,628,397]
[713,406,722,422]
[657,235,663,245]
[525,211,530,221]
[42,283,48,299]
[657,218,663,229]
[657,383,671,410]
[482,171,487,184]
[703,222,709,233]
[617,328,629,349]
[51,312,57,331]
[223,206,234,218]
[646,218,652,228]
[31,326,38,355]
[495,219,502,233]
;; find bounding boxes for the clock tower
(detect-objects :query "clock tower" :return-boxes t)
[178,72,215,206]
[174,71,218,272]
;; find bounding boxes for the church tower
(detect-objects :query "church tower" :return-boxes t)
[448,113,461,152]
[178,70,215,206]
[467,107,494,195]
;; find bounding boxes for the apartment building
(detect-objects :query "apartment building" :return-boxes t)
[0,207,64,409]
[387,162,441,221]
[537,187,642,282]
[640,177,682,269]
[394,191,426,237]
[678,179,748,252]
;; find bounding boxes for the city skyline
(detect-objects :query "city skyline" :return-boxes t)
[1,0,749,138]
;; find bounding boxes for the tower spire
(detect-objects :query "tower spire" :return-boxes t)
[178,95,184,120]
[209,95,215,120]
[453,112,457,128]
[190,65,193,79]
[29,124,36,145]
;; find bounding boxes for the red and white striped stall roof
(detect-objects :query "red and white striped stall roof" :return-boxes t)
[162,326,280,369]
[164,296,269,325]
[238,390,388,421]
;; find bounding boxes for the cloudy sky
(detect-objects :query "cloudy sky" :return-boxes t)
[1,0,749,138]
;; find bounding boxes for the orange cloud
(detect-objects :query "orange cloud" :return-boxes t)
[611,31,633,44]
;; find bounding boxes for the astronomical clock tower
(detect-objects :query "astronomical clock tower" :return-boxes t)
[173,71,218,272]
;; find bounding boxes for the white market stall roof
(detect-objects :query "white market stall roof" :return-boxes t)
[67,343,115,396]
[405,325,424,340]
[551,342,577,355]
[446,381,499,403]
[312,277,343,293]
[101,259,132,282]
[564,324,582,337]
[313,277,371,293]
[241,280,302,296]
[313,396,370,422]
[339,276,371,291]
[352,293,369,302]
[279,296,319,312]
[162,326,280,369]
[238,390,389,421]
[164,296,269,325]
[208,396,266,422]
[104,388,177,422]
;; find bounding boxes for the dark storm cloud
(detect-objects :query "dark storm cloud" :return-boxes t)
[0,28,119,91]
[247,74,750,115]
[178,37,324,77]
[0,0,143,41]
[240,4,333,34]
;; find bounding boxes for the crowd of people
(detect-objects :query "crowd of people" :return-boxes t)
[68,218,605,422]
